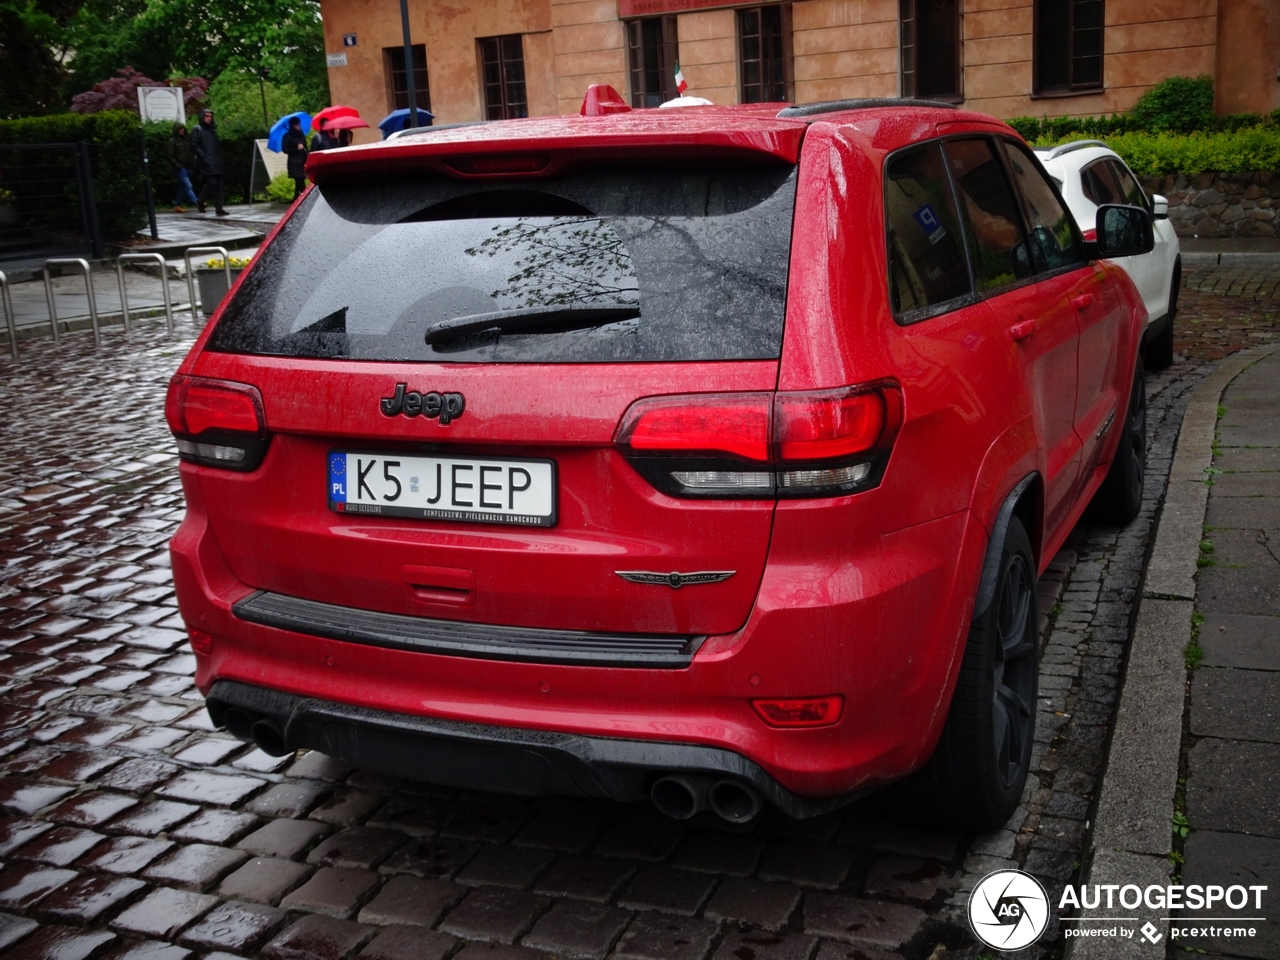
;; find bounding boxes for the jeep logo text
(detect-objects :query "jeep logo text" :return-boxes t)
[379,384,466,424]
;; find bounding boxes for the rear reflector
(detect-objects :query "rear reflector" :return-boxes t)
[188,629,214,655]
[752,696,844,728]
[166,375,270,472]
[615,383,901,498]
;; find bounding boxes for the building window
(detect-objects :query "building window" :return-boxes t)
[479,35,528,119]
[626,16,679,107]
[385,45,430,111]
[738,5,793,103]
[900,0,960,100]
[1035,0,1103,93]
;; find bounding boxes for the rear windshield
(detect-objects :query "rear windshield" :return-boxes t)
[209,163,797,363]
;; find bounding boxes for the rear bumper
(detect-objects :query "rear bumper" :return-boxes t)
[207,679,856,818]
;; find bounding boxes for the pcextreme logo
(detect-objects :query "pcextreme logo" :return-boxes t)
[968,870,1051,950]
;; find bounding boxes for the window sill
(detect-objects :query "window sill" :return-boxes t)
[1031,88,1104,100]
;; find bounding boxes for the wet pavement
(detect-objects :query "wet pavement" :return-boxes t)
[0,284,1274,960]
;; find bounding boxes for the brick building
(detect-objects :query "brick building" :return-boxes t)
[318,0,1280,139]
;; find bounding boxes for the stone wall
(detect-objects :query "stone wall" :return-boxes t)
[1141,171,1280,238]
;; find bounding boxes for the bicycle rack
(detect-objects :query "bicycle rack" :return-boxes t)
[116,252,174,336]
[0,271,16,360]
[43,258,100,346]
[183,246,231,323]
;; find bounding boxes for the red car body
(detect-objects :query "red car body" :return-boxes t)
[168,100,1146,819]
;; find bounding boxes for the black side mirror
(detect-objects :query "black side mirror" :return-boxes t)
[1095,204,1154,258]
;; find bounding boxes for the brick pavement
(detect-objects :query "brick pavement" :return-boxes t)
[0,299,1247,960]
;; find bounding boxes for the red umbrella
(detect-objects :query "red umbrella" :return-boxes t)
[323,115,370,130]
[312,105,360,130]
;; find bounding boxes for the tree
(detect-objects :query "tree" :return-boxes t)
[70,65,207,114]
[0,1,80,117]
[64,0,329,111]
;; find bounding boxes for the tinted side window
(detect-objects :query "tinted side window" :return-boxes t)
[1001,141,1083,273]
[1107,159,1150,210]
[1081,159,1123,206]
[884,143,973,319]
[944,138,1030,291]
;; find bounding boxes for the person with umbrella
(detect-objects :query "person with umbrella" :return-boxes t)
[281,116,309,200]
[310,118,339,153]
[189,108,228,216]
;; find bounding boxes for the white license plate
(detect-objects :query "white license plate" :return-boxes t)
[328,452,557,527]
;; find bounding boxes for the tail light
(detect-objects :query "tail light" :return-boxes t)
[165,374,270,471]
[615,382,902,498]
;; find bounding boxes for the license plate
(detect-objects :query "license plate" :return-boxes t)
[328,452,557,527]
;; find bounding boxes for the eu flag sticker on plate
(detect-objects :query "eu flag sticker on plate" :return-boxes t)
[329,453,347,506]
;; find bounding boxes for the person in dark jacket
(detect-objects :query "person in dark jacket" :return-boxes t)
[281,117,308,200]
[168,122,198,212]
[190,109,228,216]
[310,118,338,153]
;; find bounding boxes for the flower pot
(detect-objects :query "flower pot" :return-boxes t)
[196,267,244,317]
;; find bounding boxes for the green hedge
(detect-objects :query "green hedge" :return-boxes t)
[0,111,146,239]
[1032,128,1280,176]
[0,110,258,242]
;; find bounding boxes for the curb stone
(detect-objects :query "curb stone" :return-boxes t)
[1068,343,1280,960]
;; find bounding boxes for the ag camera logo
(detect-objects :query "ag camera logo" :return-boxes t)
[969,869,1051,950]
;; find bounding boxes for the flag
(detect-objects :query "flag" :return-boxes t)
[674,63,688,95]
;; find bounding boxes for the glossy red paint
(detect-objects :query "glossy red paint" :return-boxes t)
[169,101,1147,803]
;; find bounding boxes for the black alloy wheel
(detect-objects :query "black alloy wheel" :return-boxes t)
[1092,359,1146,525]
[991,546,1036,789]
[887,515,1039,831]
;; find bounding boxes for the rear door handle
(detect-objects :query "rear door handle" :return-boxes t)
[1008,319,1037,342]
[1072,293,1095,310]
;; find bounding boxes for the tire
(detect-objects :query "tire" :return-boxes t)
[1145,261,1178,371]
[1092,358,1146,525]
[887,516,1039,831]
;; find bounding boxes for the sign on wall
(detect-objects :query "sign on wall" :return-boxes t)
[137,86,185,124]
[343,33,357,46]
[327,52,349,67]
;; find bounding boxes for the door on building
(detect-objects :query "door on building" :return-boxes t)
[900,0,961,100]
[626,15,679,107]
[738,5,793,103]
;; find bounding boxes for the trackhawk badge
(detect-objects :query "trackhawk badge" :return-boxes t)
[615,570,736,589]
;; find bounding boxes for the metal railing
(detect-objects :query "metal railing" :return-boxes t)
[184,246,231,320]
[116,252,174,335]
[0,271,16,360]
[43,258,99,346]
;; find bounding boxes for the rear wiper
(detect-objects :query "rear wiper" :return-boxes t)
[423,304,640,344]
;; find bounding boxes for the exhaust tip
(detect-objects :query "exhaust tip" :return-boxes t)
[221,707,256,741]
[709,779,764,824]
[249,719,290,757]
[650,775,709,820]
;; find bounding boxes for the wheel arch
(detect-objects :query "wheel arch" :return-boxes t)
[974,472,1042,618]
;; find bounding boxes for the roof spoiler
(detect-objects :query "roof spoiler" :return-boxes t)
[581,84,631,116]
[1037,139,1110,160]
[777,98,959,119]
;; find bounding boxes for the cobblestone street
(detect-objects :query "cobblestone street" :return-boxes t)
[0,288,1265,960]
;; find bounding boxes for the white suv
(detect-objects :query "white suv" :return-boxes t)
[1036,141,1181,369]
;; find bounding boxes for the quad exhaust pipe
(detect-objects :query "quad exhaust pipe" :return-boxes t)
[650,774,764,824]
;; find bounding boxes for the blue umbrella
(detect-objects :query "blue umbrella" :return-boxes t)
[268,112,312,153]
[378,108,434,138]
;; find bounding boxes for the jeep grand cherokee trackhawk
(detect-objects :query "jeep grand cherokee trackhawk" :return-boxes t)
[167,93,1154,830]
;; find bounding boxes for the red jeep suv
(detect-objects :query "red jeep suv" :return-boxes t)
[167,96,1153,830]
